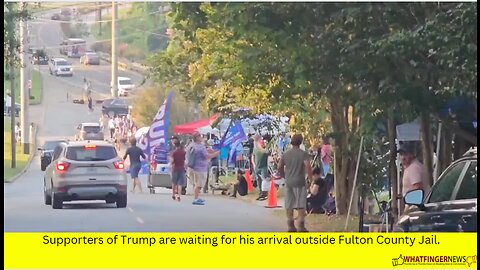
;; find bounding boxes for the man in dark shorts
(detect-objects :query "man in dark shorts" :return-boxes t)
[278,134,313,232]
[171,140,186,202]
[123,137,146,193]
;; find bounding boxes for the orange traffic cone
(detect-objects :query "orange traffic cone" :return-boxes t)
[265,180,281,208]
[245,169,254,192]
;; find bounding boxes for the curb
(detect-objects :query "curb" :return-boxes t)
[4,124,38,184]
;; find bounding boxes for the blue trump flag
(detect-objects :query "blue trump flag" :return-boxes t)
[137,91,174,172]
[219,120,247,166]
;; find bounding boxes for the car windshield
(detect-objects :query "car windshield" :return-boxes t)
[66,146,117,161]
[119,79,132,85]
[44,141,66,151]
[56,60,70,66]
[83,126,101,133]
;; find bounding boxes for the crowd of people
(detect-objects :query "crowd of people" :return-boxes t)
[99,113,138,151]
[119,126,433,232]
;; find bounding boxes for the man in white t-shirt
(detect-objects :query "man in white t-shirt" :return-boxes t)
[399,144,431,199]
[5,93,12,115]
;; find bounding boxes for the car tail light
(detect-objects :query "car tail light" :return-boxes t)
[56,161,70,172]
[118,185,127,192]
[114,161,125,170]
[84,144,97,149]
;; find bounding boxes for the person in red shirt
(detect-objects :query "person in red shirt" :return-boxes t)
[170,140,186,201]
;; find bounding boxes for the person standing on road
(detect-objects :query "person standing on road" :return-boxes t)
[123,137,146,193]
[87,96,93,113]
[278,134,313,232]
[108,117,115,139]
[188,132,219,205]
[170,140,186,202]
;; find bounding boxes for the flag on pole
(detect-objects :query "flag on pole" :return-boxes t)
[138,91,174,159]
[219,120,247,166]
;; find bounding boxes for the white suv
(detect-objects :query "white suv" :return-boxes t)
[43,141,128,209]
[49,58,73,77]
[116,76,135,97]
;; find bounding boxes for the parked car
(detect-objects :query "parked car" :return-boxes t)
[43,141,128,209]
[39,140,68,171]
[395,148,477,232]
[116,77,135,97]
[49,58,73,77]
[31,49,48,65]
[75,122,104,141]
[101,99,129,117]
[80,52,100,65]
[4,98,20,117]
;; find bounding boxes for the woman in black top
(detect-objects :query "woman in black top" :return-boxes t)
[307,167,328,214]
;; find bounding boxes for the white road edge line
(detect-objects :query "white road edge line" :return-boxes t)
[128,207,134,212]
[135,217,144,224]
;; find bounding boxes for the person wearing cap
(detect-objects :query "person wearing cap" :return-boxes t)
[188,132,219,205]
[398,144,431,201]
[278,134,313,232]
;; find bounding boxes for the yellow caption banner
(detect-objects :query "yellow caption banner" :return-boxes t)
[4,233,478,269]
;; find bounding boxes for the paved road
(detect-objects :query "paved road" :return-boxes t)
[4,8,285,232]
[30,9,143,98]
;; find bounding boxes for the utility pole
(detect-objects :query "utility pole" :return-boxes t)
[20,13,30,155]
[97,2,102,35]
[10,60,16,169]
[111,0,118,98]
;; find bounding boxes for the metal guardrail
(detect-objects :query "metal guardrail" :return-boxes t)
[97,52,148,75]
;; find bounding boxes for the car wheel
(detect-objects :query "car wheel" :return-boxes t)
[52,192,63,209]
[108,111,115,118]
[44,182,52,205]
[116,194,127,208]
[106,199,116,204]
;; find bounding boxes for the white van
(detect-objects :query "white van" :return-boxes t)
[117,77,135,97]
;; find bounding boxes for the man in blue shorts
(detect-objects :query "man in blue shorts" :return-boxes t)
[123,137,146,193]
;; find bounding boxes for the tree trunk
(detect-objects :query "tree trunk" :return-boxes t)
[387,110,398,217]
[420,112,434,186]
[439,127,453,174]
[330,98,350,215]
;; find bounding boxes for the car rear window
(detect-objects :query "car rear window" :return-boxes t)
[119,79,132,85]
[56,60,70,66]
[44,141,66,150]
[84,126,101,133]
[66,146,117,161]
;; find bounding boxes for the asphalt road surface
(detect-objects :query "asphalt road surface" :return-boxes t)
[4,8,285,232]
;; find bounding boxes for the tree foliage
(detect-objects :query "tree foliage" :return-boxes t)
[4,2,30,67]
[148,2,477,214]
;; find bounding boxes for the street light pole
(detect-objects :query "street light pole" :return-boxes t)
[111,0,118,98]
[20,12,30,155]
